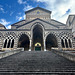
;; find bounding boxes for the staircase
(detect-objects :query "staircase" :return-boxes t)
[0,51,75,74]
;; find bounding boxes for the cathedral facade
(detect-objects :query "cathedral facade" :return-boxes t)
[0,7,75,51]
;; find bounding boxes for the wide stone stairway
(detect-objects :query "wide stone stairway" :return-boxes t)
[0,51,75,74]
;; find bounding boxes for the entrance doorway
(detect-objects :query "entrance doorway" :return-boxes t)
[35,43,41,51]
[32,24,44,50]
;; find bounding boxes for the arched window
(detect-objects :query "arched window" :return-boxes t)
[68,39,72,48]
[7,39,11,48]
[61,39,65,48]
[3,39,7,48]
[65,39,68,48]
[11,39,14,48]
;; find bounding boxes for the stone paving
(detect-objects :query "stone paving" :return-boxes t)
[0,51,75,74]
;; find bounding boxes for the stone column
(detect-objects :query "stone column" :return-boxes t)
[71,39,72,48]
[29,39,31,51]
[67,39,69,48]
[10,39,12,48]
[63,39,66,48]
[44,39,46,51]
[14,38,18,50]
[0,38,3,50]
[58,38,62,49]
[6,39,9,48]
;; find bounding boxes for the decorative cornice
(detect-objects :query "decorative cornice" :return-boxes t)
[11,20,25,26]
[0,29,72,31]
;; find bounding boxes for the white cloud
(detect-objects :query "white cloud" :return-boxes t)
[18,12,21,15]
[0,7,5,13]
[18,0,26,4]
[10,11,14,16]
[16,5,33,21]
[0,5,7,13]
[16,16,23,21]
[0,19,10,26]
[23,5,33,11]
[18,17,22,21]
[6,25,11,29]
[16,14,26,21]
[23,15,26,19]
[35,0,75,24]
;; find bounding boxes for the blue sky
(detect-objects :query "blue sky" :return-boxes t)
[0,0,75,29]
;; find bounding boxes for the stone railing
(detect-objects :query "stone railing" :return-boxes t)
[0,48,24,59]
[52,49,75,62]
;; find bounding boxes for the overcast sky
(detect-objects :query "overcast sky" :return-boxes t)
[0,0,75,29]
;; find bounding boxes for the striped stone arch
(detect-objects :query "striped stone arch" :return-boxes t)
[31,22,44,38]
[18,32,30,40]
[18,32,30,50]
[45,32,58,50]
[31,22,45,30]
[45,32,58,40]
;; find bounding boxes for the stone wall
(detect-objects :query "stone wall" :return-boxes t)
[0,48,24,59]
[52,49,75,61]
[0,26,73,50]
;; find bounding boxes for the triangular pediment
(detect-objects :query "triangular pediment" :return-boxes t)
[17,18,59,29]
[25,7,51,14]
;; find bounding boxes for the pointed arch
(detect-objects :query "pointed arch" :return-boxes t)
[18,34,30,51]
[32,24,44,50]
[31,22,44,38]
[46,33,58,50]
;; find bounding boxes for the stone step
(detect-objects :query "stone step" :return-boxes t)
[0,51,75,73]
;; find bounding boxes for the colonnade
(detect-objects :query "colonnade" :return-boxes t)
[3,39,14,48]
[61,39,72,48]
